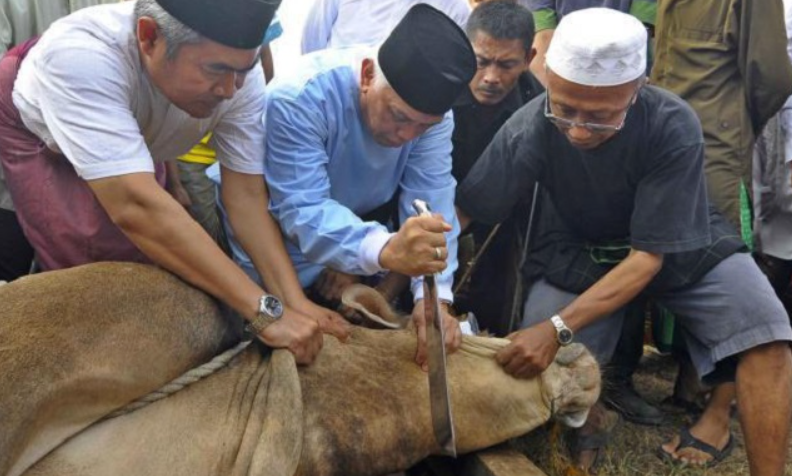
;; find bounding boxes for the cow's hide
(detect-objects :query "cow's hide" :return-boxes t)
[0,263,600,476]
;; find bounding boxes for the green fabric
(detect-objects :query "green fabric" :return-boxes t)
[588,242,631,265]
[531,8,557,32]
[650,302,676,353]
[629,0,657,26]
[740,179,754,250]
[650,0,792,230]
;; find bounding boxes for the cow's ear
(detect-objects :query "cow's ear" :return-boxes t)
[341,284,408,330]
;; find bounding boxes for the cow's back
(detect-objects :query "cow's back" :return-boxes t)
[0,263,239,476]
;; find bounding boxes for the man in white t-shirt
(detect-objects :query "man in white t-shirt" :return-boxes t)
[300,0,471,54]
[0,0,122,281]
[0,0,349,364]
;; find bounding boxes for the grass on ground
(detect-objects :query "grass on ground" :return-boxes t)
[514,349,792,476]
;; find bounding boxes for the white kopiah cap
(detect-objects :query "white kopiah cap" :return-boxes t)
[545,8,647,87]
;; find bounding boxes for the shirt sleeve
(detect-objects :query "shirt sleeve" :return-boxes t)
[457,110,541,225]
[210,65,267,175]
[738,0,792,135]
[301,0,338,54]
[630,142,711,254]
[22,44,153,180]
[398,115,459,302]
[263,92,391,276]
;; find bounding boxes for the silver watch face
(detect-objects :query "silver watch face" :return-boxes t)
[558,328,574,346]
[261,295,284,319]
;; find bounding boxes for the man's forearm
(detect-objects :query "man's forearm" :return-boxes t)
[221,167,308,306]
[90,173,264,320]
[558,249,663,332]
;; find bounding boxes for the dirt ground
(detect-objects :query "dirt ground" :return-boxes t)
[514,349,792,476]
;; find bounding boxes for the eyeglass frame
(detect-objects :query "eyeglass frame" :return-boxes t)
[543,87,641,134]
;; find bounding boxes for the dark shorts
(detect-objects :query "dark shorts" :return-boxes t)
[522,252,792,381]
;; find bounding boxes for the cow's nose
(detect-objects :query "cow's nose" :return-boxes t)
[556,408,590,428]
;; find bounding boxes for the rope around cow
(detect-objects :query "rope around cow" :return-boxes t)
[101,339,253,421]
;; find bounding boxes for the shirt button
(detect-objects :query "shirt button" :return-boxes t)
[720,121,730,129]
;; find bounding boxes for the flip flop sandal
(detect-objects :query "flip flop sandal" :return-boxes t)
[657,426,735,468]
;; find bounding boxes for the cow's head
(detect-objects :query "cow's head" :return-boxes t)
[543,343,600,428]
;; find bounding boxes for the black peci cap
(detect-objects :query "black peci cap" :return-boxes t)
[378,3,476,116]
[156,0,280,50]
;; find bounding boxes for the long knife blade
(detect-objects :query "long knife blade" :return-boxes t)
[412,199,457,457]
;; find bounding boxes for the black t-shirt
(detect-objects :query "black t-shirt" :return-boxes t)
[451,73,543,184]
[458,86,745,292]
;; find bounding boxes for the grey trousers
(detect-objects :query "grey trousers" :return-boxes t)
[522,253,792,380]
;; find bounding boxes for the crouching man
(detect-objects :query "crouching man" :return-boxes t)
[457,8,792,475]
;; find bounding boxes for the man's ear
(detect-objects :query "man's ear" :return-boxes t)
[525,46,537,71]
[137,17,161,60]
[360,58,375,93]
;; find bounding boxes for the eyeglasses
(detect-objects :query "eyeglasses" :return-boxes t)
[544,89,638,134]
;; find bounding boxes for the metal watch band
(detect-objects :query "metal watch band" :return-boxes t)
[247,312,276,335]
[550,314,574,346]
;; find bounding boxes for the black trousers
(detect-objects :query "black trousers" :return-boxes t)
[0,208,33,281]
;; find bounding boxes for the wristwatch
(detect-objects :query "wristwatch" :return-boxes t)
[247,293,284,334]
[550,314,574,346]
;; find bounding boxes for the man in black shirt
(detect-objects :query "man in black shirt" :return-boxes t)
[457,8,792,475]
[451,0,542,334]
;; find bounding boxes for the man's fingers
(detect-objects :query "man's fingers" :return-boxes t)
[327,312,352,341]
[413,214,452,233]
[501,352,537,378]
[293,332,323,365]
[443,315,462,352]
[510,361,539,379]
[495,342,517,365]
[452,321,462,350]
[420,260,447,275]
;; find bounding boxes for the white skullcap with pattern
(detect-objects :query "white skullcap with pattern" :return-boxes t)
[545,8,647,87]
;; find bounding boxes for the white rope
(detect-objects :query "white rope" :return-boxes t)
[102,339,253,421]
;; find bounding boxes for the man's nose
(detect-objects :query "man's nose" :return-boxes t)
[482,66,500,84]
[566,123,593,140]
[213,71,238,99]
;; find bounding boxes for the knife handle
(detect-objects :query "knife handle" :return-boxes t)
[412,199,432,217]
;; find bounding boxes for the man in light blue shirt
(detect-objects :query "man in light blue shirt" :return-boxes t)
[218,4,476,366]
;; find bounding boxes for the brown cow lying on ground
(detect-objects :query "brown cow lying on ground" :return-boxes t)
[0,263,600,476]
